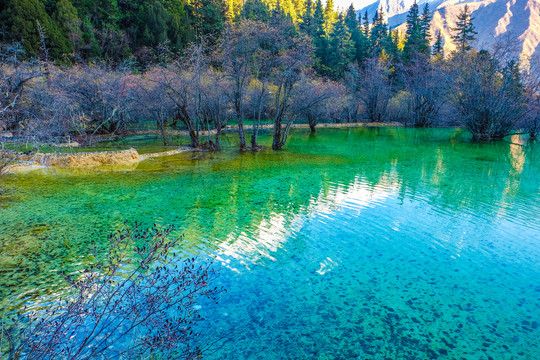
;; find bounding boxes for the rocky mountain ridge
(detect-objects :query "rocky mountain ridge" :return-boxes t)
[358,0,540,59]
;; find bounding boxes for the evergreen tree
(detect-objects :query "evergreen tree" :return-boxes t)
[272,0,283,21]
[143,2,169,47]
[344,5,358,39]
[420,3,431,42]
[369,8,388,57]
[270,0,296,36]
[323,0,336,34]
[299,0,314,36]
[191,0,227,43]
[165,0,192,51]
[225,0,242,21]
[432,30,443,57]
[0,0,71,58]
[451,4,477,52]
[383,27,400,61]
[279,0,300,22]
[362,10,369,36]
[344,4,367,65]
[73,0,121,29]
[312,0,330,75]
[403,1,429,61]
[53,0,82,54]
[242,0,270,22]
[79,15,100,57]
[328,13,354,78]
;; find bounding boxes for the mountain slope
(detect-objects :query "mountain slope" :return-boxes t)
[358,0,540,59]
[430,0,540,58]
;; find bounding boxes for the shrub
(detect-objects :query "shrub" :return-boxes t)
[1,223,223,359]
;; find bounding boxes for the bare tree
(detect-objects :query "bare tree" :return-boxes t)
[450,50,527,141]
[270,36,312,150]
[57,65,138,142]
[522,57,540,140]
[164,44,208,148]
[348,59,393,123]
[134,68,177,146]
[246,25,282,150]
[295,76,343,133]
[401,56,447,127]
[218,21,264,151]
[0,43,41,132]
[199,69,232,150]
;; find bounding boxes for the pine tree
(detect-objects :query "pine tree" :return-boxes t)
[143,2,169,47]
[384,27,400,60]
[0,0,71,58]
[242,0,270,22]
[369,8,388,57]
[53,0,82,54]
[313,0,325,38]
[362,10,369,36]
[74,0,121,29]
[402,1,432,61]
[420,3,431,43]
[299,0,314,36]
[323,0,336,34]
[165,0,191,51]
[272,0,283,20]
[344,4,367,65]
[451,4,477,52]
[344,5,358,38]
[328,13,354,78]
[191,0,227,43]
[432,30,443,57]
[225,0,242,21]
[312,0,329,75]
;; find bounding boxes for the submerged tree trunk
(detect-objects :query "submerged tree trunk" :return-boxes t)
[307,115,317,133]
[234,85,246,151]
[251,96,265,150]
[272,121,282,150]
[176,107,199,148]
[237,117,246,150]
[157,118,169,146]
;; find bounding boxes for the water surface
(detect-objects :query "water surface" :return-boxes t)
[1,128,539,359]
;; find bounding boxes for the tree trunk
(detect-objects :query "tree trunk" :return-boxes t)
[237,117,246,151]
[176,107,199,148]
[157,119,168,146]
[272,118,282,150]
[234,85,246,151]
[308,115,317,133]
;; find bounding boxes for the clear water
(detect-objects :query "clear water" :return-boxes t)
[1,128,539,359]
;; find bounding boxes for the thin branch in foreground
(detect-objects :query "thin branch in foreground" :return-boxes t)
[1,223,224,360]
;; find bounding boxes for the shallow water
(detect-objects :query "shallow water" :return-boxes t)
[1,128,539,359]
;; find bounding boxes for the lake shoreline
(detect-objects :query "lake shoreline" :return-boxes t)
[0,147,199,175]
[0,123,406,174]
[127,121,405,137]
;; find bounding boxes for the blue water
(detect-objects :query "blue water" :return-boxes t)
[1,128,539,359]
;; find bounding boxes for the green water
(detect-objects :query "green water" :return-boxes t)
[1,128,539,359]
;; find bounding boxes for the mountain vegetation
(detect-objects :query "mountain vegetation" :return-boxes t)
[0,0,538,149]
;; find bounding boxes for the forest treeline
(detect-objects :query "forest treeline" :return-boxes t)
[1,0,539,150]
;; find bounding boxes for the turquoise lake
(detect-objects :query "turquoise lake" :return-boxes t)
[0,127,539,359]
